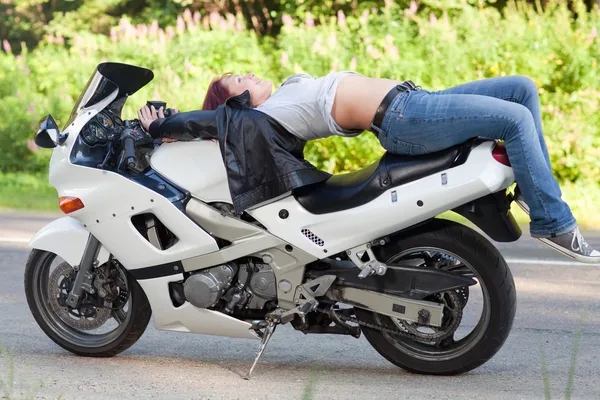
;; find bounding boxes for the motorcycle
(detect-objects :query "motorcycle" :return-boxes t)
[25,62,520,379]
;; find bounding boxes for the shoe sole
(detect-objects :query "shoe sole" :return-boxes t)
[535,237,600,264]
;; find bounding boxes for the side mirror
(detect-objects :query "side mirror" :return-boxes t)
[34,115,65,148]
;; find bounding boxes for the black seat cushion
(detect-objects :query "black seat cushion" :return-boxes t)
[293,141,474,215]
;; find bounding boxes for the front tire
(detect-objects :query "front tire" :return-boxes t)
[25,249,152,357]
[355,219,516,375]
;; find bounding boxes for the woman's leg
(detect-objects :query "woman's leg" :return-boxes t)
[426,76,551,168]
[371,87,599,261]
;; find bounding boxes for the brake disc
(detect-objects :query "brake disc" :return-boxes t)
[48,262,112,330]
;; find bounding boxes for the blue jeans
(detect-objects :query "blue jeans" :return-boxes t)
[369,76,577,238]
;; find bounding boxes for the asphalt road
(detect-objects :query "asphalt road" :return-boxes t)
[1,211,600,400]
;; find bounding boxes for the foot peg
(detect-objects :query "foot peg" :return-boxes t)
[347,243,388,278]
[245,320,277,380]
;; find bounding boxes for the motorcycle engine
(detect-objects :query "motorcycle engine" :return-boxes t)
[244,262,277,310]
[181,261,277,312]
[183,264,237,308]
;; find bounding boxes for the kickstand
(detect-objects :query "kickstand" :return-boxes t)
[244,320,277,380]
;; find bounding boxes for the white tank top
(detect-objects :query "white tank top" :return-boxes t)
[255,71,364,141]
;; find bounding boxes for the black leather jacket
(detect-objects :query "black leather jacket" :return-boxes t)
[149,90,330,214]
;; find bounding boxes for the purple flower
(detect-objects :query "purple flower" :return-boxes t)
[110,27,117,41]
[226,13,236,27]
[193,11,201,25]
[158,29,167,44]
[166,26,175,39]
[280,51,289,67]
[150,20,159,36]
[359,10,369,25]
[429,12,437,25]
[2,40,12,54]
[282,14,294,27]
[408,0,418,15]
[305,12,315,28]
[337,10,346,27]
[176,16,185,35]
[27,139,39,153]
[183,8,192,22]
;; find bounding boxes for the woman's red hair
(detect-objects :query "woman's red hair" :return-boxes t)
[202,72,233,110]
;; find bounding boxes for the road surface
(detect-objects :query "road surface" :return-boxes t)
[1,211,599,399]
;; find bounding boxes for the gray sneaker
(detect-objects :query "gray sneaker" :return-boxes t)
[536,227,600,263]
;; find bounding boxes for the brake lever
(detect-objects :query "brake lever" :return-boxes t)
[97,142,113,170]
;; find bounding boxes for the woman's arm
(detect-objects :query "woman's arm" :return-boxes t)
[137,105,218,141]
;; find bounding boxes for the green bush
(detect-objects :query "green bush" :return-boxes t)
[1,0,599,188]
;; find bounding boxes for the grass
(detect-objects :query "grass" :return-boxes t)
[0,342,59,400]
[0,172,58,212]
[301,364,324,400]
[539,310,585,400]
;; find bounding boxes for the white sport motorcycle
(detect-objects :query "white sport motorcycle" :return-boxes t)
[26,63,520,378]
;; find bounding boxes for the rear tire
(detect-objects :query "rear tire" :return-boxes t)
[355,219,516,375]
[25,249,152,357]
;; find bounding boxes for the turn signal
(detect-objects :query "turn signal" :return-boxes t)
[59,196,85,214]
[492,143,511,167]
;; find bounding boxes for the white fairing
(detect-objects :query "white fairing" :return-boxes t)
[136,275,257,339]
[249,141,515,258]
[29,216,110,267]
[150,140,232,203]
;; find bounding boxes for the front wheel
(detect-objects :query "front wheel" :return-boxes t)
[25,249,152,357]
[355,219,516,375]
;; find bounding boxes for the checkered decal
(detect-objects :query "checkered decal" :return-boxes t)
[301,228,325,247]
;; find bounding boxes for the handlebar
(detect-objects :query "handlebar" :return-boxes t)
[105,120,154,173]
[122,130,137,169]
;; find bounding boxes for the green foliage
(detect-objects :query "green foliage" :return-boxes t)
[0,0,600,189]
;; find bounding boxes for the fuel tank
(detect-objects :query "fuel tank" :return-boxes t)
[150,140,232,203]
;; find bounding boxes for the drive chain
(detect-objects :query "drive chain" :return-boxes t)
[316,290,463,343]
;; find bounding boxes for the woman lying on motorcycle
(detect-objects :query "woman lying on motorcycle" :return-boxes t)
[137,71,600,264]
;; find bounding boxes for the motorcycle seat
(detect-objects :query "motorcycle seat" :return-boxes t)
[293,140,476,215]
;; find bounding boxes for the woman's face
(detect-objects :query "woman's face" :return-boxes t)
[222,72,273,107]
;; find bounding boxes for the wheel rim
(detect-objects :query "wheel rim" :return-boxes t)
[375,246,491,362]
[31,252,132,348]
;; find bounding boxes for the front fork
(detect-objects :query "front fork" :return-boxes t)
[66,234,101,308]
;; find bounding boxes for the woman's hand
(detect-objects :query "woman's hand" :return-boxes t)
[137,105,165,131]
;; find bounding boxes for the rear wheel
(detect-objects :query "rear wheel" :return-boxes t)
[355,219,516,375]
[25,249,151,357]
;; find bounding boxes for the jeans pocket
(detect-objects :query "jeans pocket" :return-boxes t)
[389,136,428,156]
[370,123,388,149]
[390,91,412,114]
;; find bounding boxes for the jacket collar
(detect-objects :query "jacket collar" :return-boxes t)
[225,90,255,110]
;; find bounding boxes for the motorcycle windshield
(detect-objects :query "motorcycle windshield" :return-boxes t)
[64,62,154,129]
